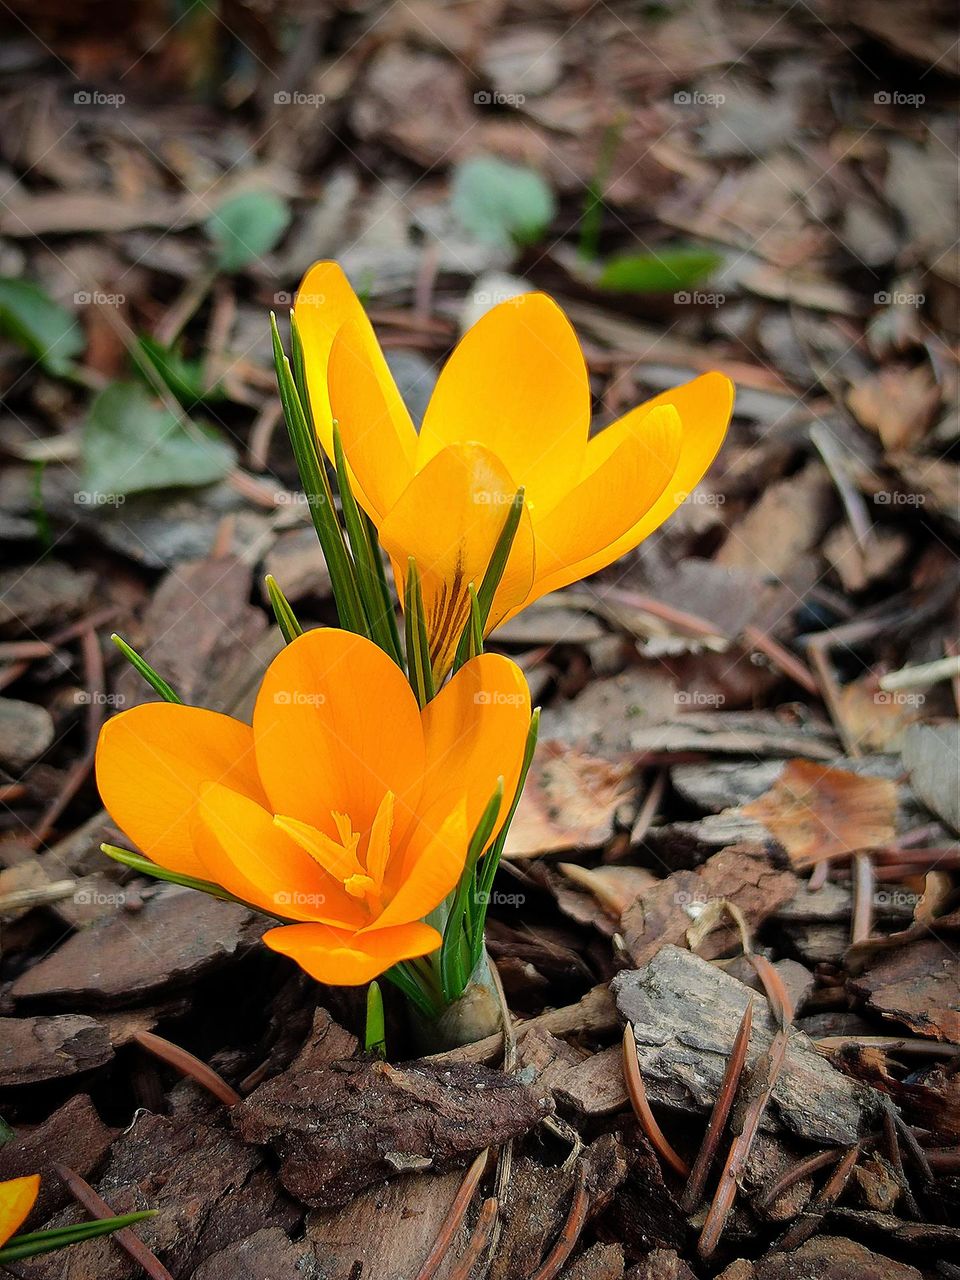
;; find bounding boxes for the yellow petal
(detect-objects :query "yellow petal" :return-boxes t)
[374,801,470,929]
[253,628,425,844]
[525,403,683,603]
[379,444,536,680]
[327,320,417,520]
[571,370,733,571]
[294,261,414,470]
[416,293,589,510]
[95,704,265,878]
[193,784,366,928]
[0,1174,40,1248]
[263,920,441,986]
[419,654,530,837]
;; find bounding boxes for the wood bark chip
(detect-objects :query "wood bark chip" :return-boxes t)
[234,1055,552,1209]
[850,937,960,1044]
[613,947,883,1144]
[10,884,260,1010]
[621,846,798,968]
[0,1014,113,1086]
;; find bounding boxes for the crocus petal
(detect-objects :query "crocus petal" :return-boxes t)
[416,293,589,511]
[571,370,733,571]
[294,261,415,469]
[192,784,367,928]
[524,404,684,604]
[0,1174,40,1248]
[327,320,417,520]
[374,801,470,929]
[419,653,530,837]
[253,628,425,842]
[263,920,441,986]
[95,704,265,878]
[379,444,536,680]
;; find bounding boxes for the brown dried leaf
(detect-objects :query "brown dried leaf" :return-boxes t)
[743,759,897,869]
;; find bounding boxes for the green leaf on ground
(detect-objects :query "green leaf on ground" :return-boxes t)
[134,335,224,405]
[0,278,84,375]
[598,246,722,293]
[205,191,291,272]
[82,382,235,497]
[451,156,554,250]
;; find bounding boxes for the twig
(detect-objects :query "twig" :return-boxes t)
[622,1023,689,1177]
[528,1161,590,1280]
[742,625,820,696]
[682,1000,753,1213]
[748,955,793,1028]
[777,1142,861,1250]
[412,1150,488,1280]
[446,1197,497,1280]
[882,1097,921,1218]
[850,853,875,944]
[52,1162,172,1280]
[133,1032,241,1108]
[759,1147,844,1210]
[698,1026,790,1258]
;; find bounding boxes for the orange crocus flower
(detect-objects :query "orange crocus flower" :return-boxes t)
[95,629,530,985]
[295,262,734,676]
[0,1175,39,1248]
